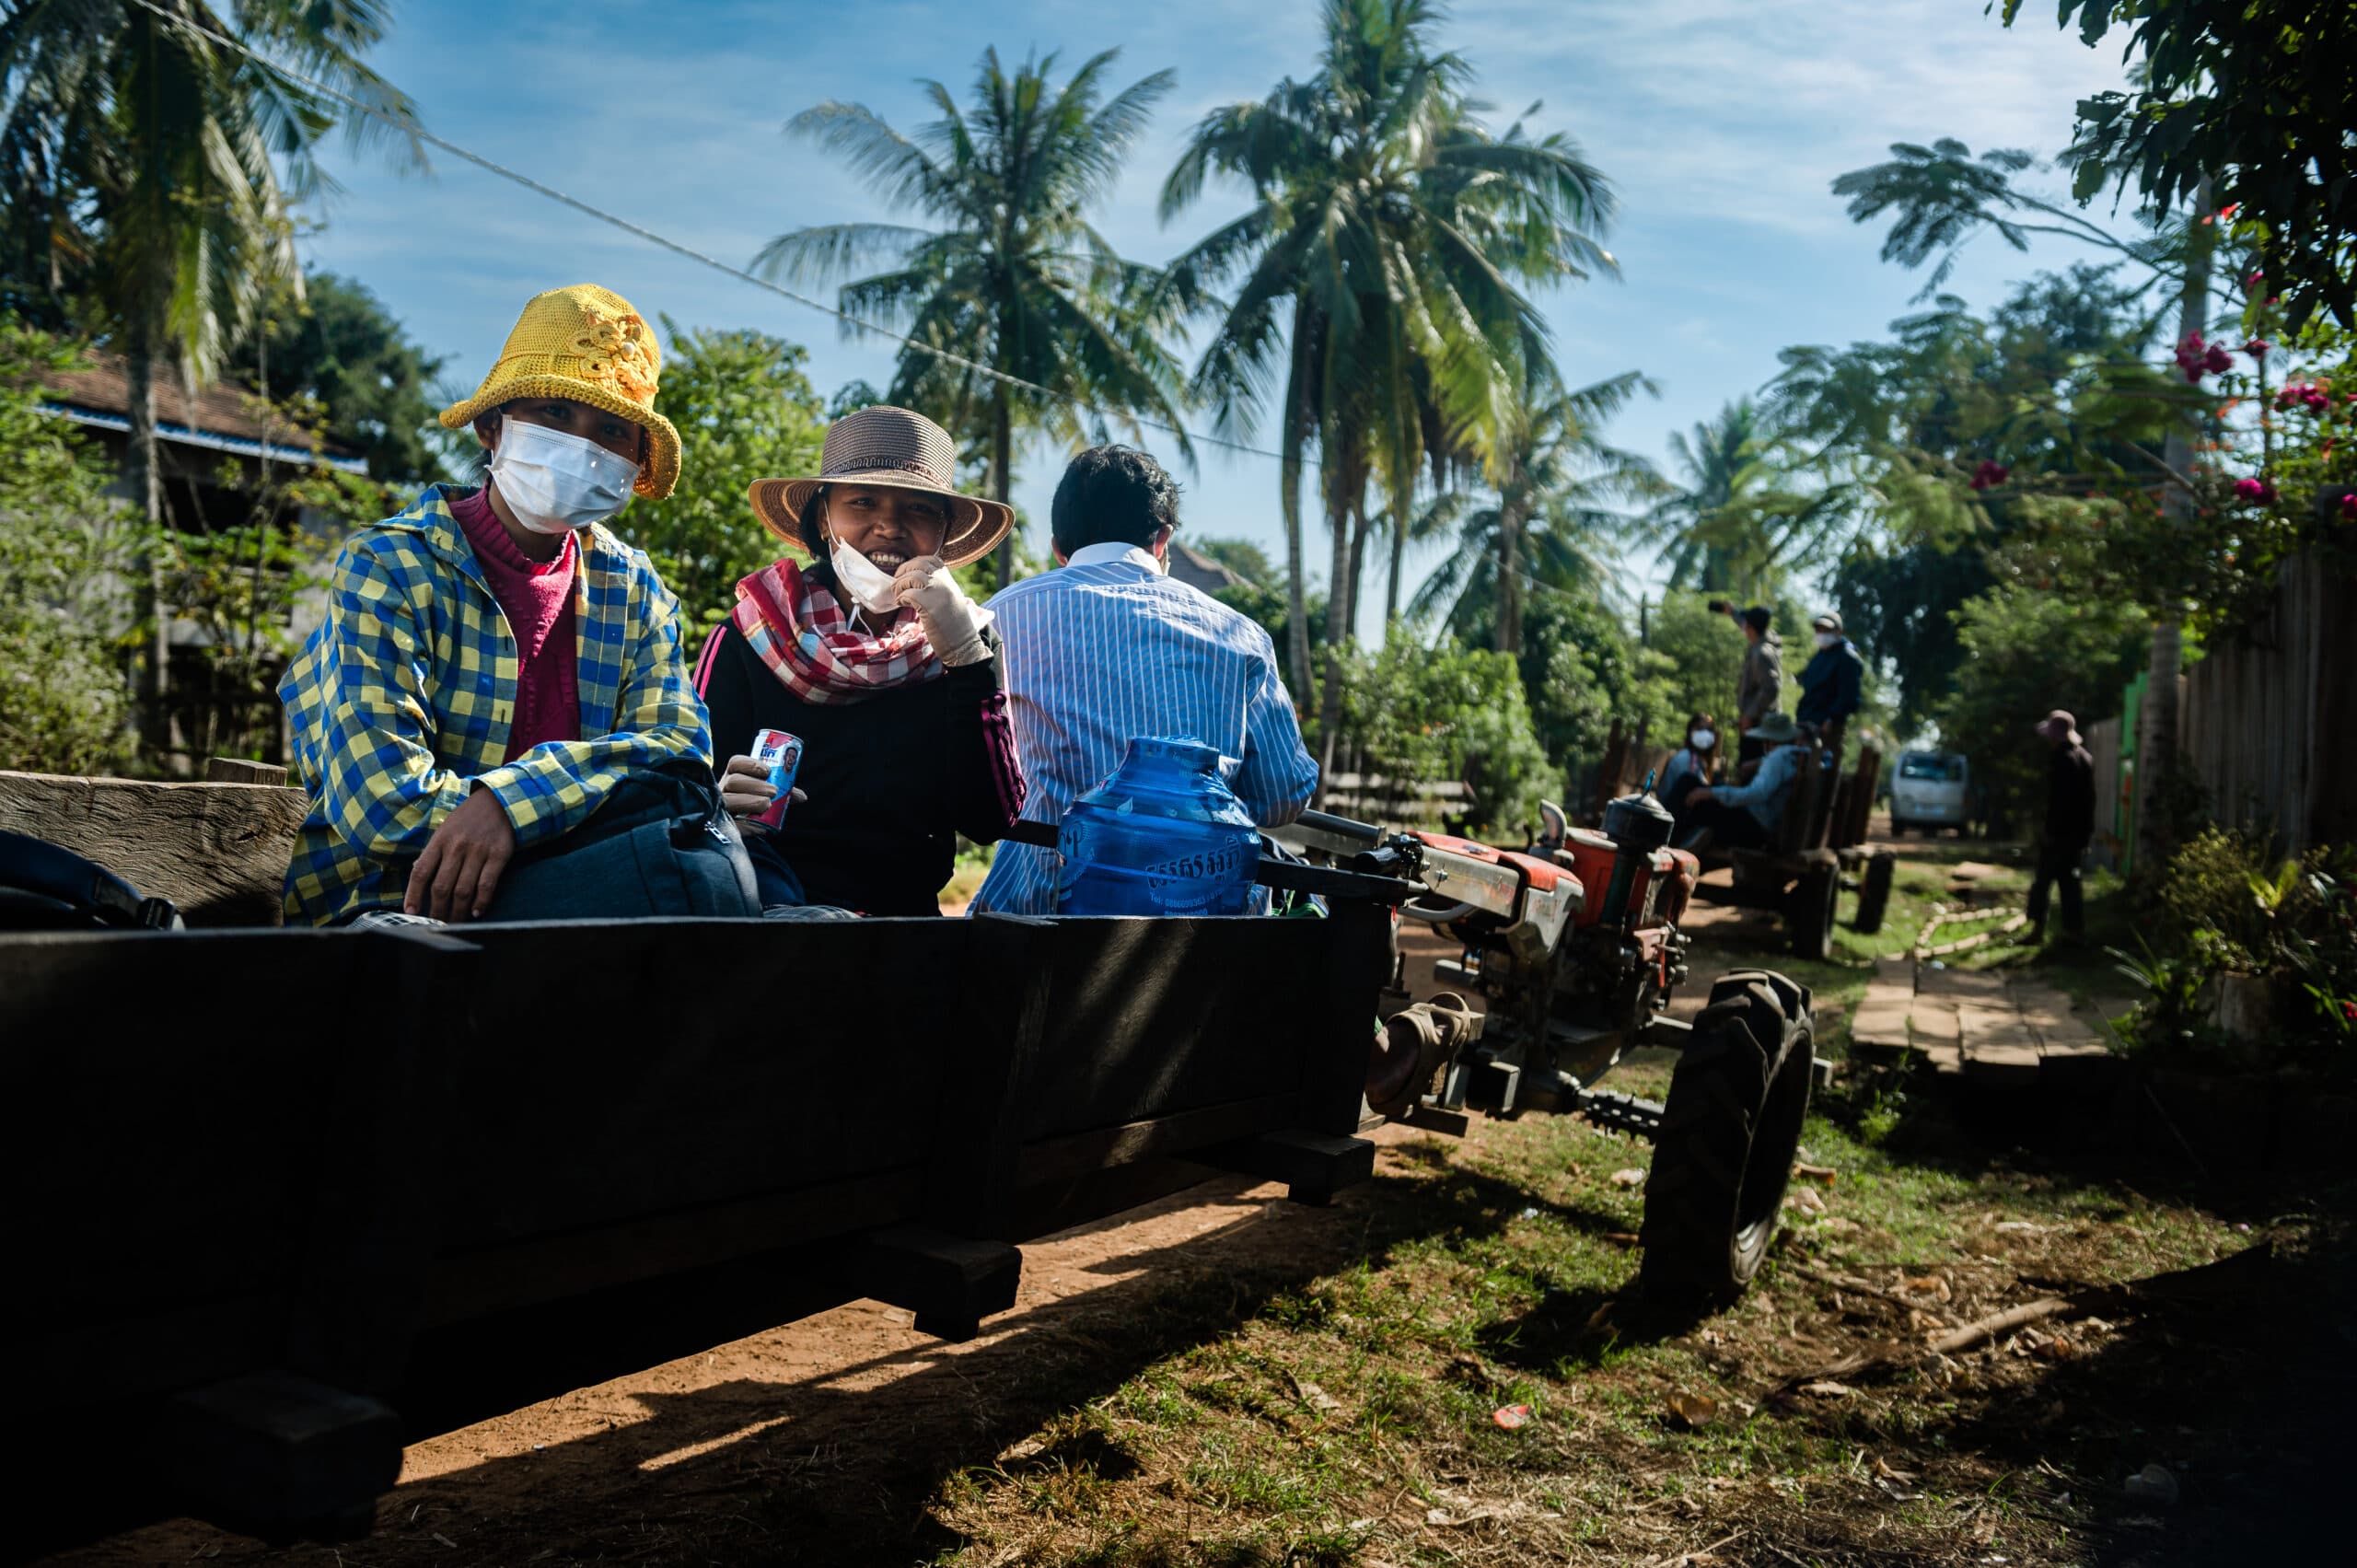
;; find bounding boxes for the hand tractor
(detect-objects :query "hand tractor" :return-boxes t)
[1281,790,1820,1305]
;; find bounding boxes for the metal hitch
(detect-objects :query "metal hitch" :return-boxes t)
[1572,1087,1665,1140]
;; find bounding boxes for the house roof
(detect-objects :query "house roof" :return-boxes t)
[1168,540,1251,595]
[41,353,369,474]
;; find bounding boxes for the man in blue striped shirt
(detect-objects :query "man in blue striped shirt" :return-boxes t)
[972,446,1320,915]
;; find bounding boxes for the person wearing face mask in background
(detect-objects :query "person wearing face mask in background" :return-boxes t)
[694,406,1027,915]
[1659,713,1722,820]
[1794,610,1864,773]
[277,285,709,926]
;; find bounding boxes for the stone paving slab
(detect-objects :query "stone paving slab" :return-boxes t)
[1908,999,1963,1045]
[1917,966,2010,999]
[1843,952,2121,1088]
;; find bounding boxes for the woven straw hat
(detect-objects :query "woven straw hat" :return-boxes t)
[438,285,681,500]
[749,405,1013,568]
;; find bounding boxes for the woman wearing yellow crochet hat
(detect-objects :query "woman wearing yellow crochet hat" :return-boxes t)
[275,284,718,927]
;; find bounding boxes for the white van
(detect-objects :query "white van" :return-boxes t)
[1889,751,1971,836]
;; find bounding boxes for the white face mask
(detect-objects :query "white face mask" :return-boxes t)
[829,536,905,616]
[1689,729,1715,750]
[1815,631,1840,649]
[489,421,640,534]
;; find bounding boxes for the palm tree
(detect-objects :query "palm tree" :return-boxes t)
[1410,372,1660,636]
[760,47,1193,590]
[1161,0,1616,762]
[0,0,421,723]
[1647,399,1843,602]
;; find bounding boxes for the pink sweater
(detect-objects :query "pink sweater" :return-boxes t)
[450,486,581,761]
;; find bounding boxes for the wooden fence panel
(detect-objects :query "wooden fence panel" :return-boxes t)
[2179,552,2357,854]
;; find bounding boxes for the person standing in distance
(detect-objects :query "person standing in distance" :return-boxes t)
[1722,602,1783,769]
[2026,709,2096,945]
[1794,610,1864,772]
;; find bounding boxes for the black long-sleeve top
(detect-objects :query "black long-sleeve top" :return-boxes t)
[2045,742,2096,849]
[693,564,1026,914]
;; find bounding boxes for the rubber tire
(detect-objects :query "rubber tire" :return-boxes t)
[1852,851,1895,935]
[1640,970,1815,1307]
[1788,861,1838,960]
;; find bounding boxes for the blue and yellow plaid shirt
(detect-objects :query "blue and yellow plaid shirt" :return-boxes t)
[279,485,711,925]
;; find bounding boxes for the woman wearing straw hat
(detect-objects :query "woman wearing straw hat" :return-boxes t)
[277,284,709,926]
[693,405,1028,915]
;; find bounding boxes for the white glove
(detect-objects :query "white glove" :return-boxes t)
[893,555,992,667]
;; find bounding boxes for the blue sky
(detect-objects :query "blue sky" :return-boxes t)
[298,0,2130,630]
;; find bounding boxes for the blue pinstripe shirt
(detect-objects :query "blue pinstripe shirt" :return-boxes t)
[971,544,1319,915]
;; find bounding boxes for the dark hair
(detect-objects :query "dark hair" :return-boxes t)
[796,483,830,557]
[1051,445,1178,555]
[1742,606,1771,635]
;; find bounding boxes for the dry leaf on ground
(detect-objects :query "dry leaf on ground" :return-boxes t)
[1666,1390,1718,1428]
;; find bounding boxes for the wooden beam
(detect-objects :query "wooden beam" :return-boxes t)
[0,770,304,927]
[204,758,289,786]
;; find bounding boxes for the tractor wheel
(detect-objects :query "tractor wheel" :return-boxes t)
[1852,851,1896,935]
[1789,860,1839,961]
[1639,970,1815,1307]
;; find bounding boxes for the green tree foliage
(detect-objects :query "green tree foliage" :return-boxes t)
[1408,370,1657,648]
[1937,581,2147,830]
[1161,0,1616,738]
[1632,593,1749,732]
[0,0,423,517]
[0,0,421,747]
[618,321,828,626]
[0,324,137,772]
[1333,633,1553,836]
[2000,0,2357,331]
[1774,265,2162,722]
[1645,398,1841,599]
[1448,587,1640,788]
[1187,536,1276,587]
[224,272,447,484]
[1832,542,1994,730]
[760,47,1192,589]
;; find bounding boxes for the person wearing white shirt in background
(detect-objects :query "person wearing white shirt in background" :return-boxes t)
[971,445,1319,916]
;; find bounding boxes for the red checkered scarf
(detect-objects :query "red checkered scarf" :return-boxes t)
[728,557,942,704]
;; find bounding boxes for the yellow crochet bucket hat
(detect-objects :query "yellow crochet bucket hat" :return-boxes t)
[438,284,681,500]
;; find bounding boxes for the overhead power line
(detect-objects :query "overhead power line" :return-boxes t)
[126,0,1298,466]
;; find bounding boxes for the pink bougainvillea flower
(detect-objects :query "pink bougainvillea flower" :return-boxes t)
[1968,459,2010,492]
[2232,477,2278,505]
[2242,339,2269,360]
[2340,494,2357,520]
[2244,269,2265,290]
[2202,343,2235,375]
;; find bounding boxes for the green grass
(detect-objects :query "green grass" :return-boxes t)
[922,1086,2318,1567]
[916,840,2337,1567]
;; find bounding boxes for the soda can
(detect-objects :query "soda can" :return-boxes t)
[750,727,804,829]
